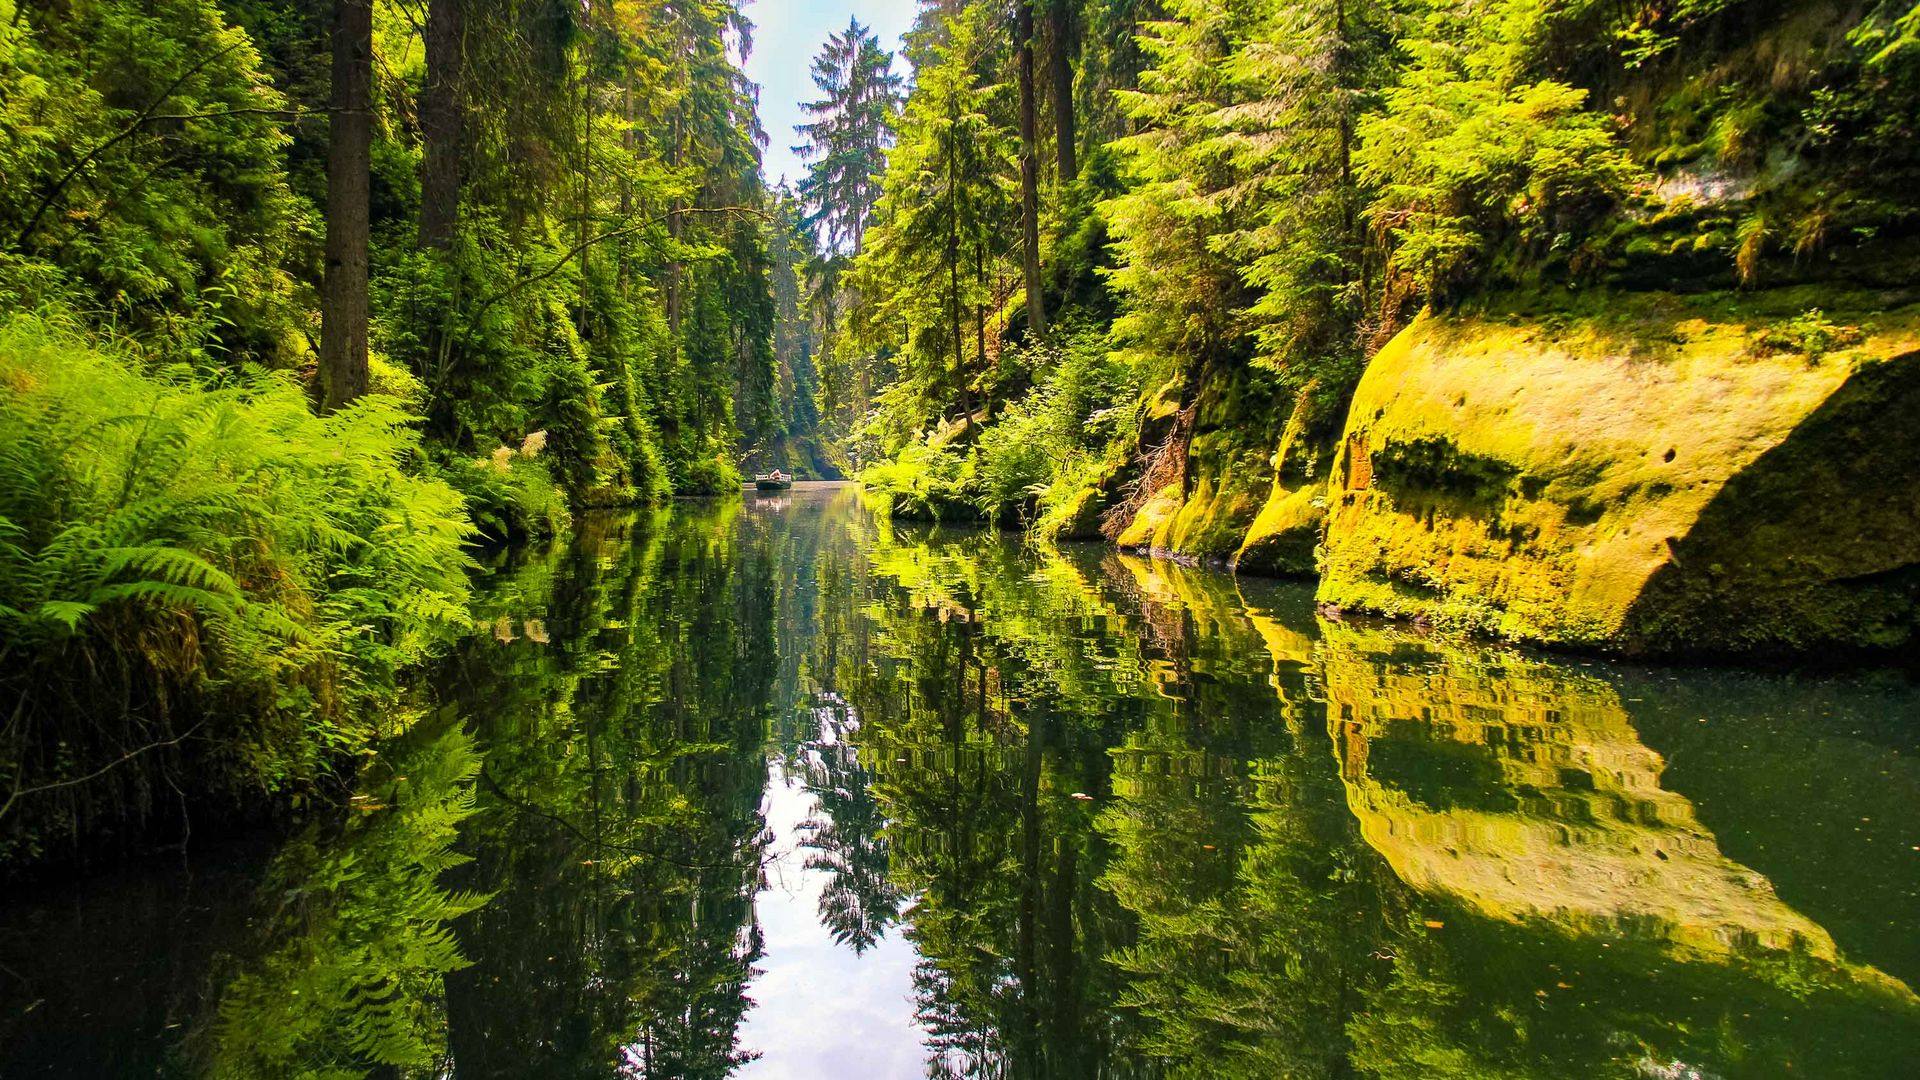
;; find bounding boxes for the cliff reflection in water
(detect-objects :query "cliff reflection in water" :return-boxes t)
[826,499,1920,1079]
[3,485,1916,1078]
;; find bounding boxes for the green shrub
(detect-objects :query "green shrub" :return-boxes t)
[676,451,746,496]
[974,402,1057,521]
[859,439,978,521]
[1356,4,1645,300]
[0,317,472,862]
[0,0,309,366]
[1751,308,1867,363]
[973,328,1141,528]
[437,436,572,544]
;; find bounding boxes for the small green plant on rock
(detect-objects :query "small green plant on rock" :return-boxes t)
[1751,309,1867,363]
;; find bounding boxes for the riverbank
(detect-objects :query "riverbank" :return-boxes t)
[0,321,474,871]
[859,285,1920,662]
[840,0,1920,665]
[1092,288,1920,660]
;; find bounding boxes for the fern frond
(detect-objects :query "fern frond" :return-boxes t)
[33,599,96,631]
[97,545,244,598]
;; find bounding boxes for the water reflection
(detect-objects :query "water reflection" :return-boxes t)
[203,721,485,1078]
[793,691,902,956]
[442,508,770,1078]
[2,484,1917,1078]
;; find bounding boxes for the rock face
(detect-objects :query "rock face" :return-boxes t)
[1316,290,1920,655]
[1112,368,1279,563]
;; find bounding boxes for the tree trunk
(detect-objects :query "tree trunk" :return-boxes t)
[619,88,634,293]
[1016,708,1047,1067]
[666,114,683,340]
[578,71,591,338]
[948,134,969,434]
[418,0,463,250]
[975,242,989,423]
[1048,0,1077,184]
[1015,0,1048,343]
[320,0,372,412]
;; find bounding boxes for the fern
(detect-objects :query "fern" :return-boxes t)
[0,316,475,860]
[206,726,489,1076]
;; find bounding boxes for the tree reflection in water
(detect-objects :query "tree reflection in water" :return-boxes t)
[828,505,1920,1080]
[7,486,1917,1079]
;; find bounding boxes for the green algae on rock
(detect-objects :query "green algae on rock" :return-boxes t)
[1316,290,1920,655]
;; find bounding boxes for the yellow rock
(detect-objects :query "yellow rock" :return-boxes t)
[1318,290,1920,653]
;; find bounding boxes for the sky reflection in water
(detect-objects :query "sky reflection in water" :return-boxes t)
[3,482,1919,1078]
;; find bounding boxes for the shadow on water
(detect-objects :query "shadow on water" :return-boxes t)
[3,481,1918,1077]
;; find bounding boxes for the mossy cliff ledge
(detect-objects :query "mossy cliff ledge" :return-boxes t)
[1111,366,1280,565]
[1317,291,1920,656]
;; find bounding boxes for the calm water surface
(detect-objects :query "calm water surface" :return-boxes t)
[4,483,1920,1077]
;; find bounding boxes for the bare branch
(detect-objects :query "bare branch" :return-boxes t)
[0,722,203,824]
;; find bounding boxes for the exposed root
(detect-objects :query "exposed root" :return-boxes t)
[1101,399,1197,540]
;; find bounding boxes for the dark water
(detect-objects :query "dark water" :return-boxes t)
[5,483,1920,1078]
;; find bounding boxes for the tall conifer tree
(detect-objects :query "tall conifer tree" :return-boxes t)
[794,18,904,257]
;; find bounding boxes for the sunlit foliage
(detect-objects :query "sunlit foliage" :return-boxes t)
[0,317,470,861]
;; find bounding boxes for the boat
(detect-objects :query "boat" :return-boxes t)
[754,470,793,491]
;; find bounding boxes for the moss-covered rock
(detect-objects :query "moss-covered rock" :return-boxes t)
[1113,364,1278,561]
[1317,289,1920,655]
[1234,389,1331,576]
[1234,481,1324,575]
[1042,481,1110,540]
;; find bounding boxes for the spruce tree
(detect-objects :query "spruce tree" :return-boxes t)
[794,18,904,257]
[852,7,1016,434]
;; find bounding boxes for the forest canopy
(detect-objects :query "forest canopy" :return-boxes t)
[0,0,785,859]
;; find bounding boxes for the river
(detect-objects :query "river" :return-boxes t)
[4,482,1918,1077]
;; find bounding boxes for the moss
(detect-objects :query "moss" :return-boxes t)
[1043,482,1109,540]
[1115,362,1281,560]
[1317,289,1920,654]
[1234,388,1331,577]
[1370,434,1520,507]
[1153,429,1272,558]
[1623,349,1920,655]
[1234,481,1324,576]
[1114,482,1182,549]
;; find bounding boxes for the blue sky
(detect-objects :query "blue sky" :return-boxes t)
[741,1,915,191]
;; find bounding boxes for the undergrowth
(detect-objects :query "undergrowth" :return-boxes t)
[859,327,1140,529]
[0,316,472,864]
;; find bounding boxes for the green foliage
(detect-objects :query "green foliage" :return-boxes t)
[0,0,308,365]
[1357,6,1645,299]
[0,317,471,861]
[858,438,978,521]
[0,0,787,867]
[849,5,1018,449]
[434,438,573,545]
[3,0,777,510]
[975,326,1141,529]
[1752,307,1868,362]
[206,722,487,1078]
